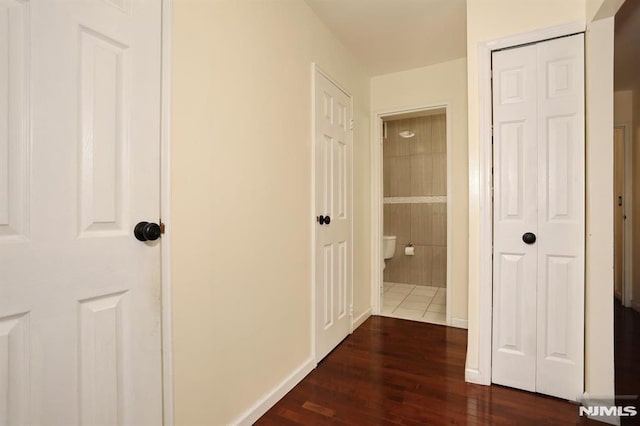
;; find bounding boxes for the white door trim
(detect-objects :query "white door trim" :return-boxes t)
[370,103,453,326]
[472,20,586,386]
[160,0,174,424]
[310,63,354,361]
[615,123,633,308]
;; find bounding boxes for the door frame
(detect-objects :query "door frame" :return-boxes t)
[370,103,453,326]
[160,0,174,424]
[471,21,586,386]
[614,123,634,308]
[310,63,355,362]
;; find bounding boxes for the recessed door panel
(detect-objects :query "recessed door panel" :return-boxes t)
[336,140,346,219]
[496,254,524,352]
[0,313,29,425]
[337,240,347,319]
[79,28,129,235]
[542,256,573,360]
[0,0,28,240]
[500,67,526,104]
[323,244,333,329]
[336,101,346,130]
[497,121,524,220]
[323,92,332,123]
[546,60,573,99]
[546,116,574,221]
[79,292,127,425]
[321,135,333,218]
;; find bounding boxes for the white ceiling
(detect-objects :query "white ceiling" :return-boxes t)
[304,0,467,76]
[615,0,640,91]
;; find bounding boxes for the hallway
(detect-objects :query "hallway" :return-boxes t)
[258,317,602,424]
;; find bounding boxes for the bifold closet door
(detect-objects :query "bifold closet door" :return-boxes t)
[492,34,585,402]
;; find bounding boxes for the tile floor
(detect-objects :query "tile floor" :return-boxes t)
[380,282,446,325]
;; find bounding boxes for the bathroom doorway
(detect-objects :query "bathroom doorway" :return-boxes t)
[373,106,451,325]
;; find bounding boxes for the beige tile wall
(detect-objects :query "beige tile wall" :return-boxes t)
[383,114,447,287]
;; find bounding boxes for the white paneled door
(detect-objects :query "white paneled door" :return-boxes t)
[314,68,352,362]
[491,34,585,401]
[0,0,163,424]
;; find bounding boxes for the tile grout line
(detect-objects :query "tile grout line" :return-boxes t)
[390,290,415,313]
[384,284,447,324]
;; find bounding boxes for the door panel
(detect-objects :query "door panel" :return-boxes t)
[79,27,129,235]
[492,43,538,392]
[315,69,352,362]
[535,34,584,401]
[492,34,584,402]
[0,0,163,423]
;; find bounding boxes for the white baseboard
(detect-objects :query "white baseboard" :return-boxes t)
[580,392,620,425]
[450,318,468,329]
[233,357,316,425]
[631,300,640,313]
[465,368,490,385]
[353,308,372,330]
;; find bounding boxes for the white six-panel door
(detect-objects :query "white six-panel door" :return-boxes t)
[492,34,585,401]
[0,0,163,423]
[314,68,352,362]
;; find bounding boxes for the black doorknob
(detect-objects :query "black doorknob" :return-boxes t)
[317,215,332,225]
[134,221,161,241]
[522,232,536,244]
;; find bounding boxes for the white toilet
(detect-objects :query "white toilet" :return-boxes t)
[382,235,397,270]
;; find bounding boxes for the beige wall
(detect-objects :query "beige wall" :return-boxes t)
[371,58,469,323]
[465,0,617,403]
[171,0,370,423]
[383,115,447,287]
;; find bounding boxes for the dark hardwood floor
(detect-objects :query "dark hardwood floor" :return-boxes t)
[615,300,640,426]
[258,316,605,425]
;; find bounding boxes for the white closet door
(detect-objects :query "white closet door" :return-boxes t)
[492,34,584,402]
[314,69,352,362]
[492,43,539,392]
[535,34,584,401]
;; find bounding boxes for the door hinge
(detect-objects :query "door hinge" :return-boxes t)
[349,119,354,130]
[349,305,353,317]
